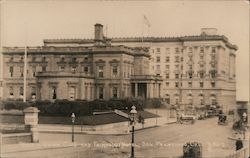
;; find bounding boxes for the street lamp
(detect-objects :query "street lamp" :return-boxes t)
[130,105,137,158]
[71,113,75,143]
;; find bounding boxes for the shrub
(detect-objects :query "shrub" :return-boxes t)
[1,98,154,116]
[2,101,30,110]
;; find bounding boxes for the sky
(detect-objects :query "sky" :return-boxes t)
[0,0,249,101]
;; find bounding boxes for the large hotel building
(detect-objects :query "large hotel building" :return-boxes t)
[1,24,237,112]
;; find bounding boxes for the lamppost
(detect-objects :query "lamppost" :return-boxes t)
[71,113,75,143]
[130,105,137,158]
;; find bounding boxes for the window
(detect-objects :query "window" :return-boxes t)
[84,57,88,61]
[42,66,47,72]
[175,56,180,62]
[175,82,179,88]
[165,56,170,62]
[211,82,215,88]
[99,87,104,99]
[200,82,204,88]
[60,66,65,71]
[84,66,89,73]
[20,67,24,77]
[69,87,76,100]
[112,66,118,77]
[113,87,118,98]
[175,98,179,105]
[211,98,216,105]
[42,56,46,62]
[188,82,192,88]
[165,98,170,104]
[211,72,216,78]
[188,98,193,105]
[175,74,179,79]
[156,48,161,52]
[200,72,204,79]
[200,98,204,105]
[165,82,169,87]
[60,57,65,62]
[156,56,160,62]
[156,65,160,70]
[98,66,104,77]
[9,87,14,97]
[188,72,193,79]
[200,47,204,52]
[165,65,169,69]
[32,66,36,77]
[212,47,216,53]
[31,87,36,96]
[71,66,77,72]
[175,48,180,53]
[9,56,14,61]
[52,87,57,99]
[9,66,14,77]
[165,48,170,53]
[72,57,77,62]
[166,73,169,79]
[20,56,24,62]
[19,87,23,96]
[189,65,193,70]
[175,65,179,69]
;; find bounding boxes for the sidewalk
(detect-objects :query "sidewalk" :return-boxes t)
[2,142,74,154]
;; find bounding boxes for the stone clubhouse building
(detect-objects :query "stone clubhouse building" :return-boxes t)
[1,24,237,112]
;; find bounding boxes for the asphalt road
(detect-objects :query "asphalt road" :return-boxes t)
[2,117,236,158]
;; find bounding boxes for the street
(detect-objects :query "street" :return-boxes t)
[2,117,236,158]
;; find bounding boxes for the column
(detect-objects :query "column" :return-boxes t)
[158,83,161,98]
[135,83,138,97]
[152,83,155,98]
[146,83,150,99]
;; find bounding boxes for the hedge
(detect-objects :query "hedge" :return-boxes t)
[1,98,164,117]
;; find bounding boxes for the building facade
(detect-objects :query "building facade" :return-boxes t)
[2,24,237,112]
[2,24,162,101]
[44,27,237,112]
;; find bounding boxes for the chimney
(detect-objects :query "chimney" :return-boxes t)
[94,23,104,41]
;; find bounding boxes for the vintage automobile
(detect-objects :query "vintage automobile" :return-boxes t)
[180,113,196,124]
[218,114,228,125]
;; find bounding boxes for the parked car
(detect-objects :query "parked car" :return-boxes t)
[218,114,228,125]
[180,113,196,124]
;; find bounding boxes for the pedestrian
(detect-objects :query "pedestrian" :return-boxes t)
[235,138,243,151]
